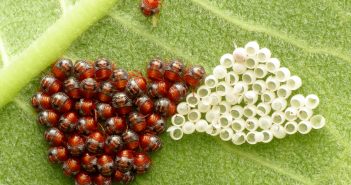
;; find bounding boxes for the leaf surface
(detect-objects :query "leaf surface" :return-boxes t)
[0,0,350,184]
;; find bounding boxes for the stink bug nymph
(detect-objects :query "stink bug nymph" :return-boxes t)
[111,68,129,91]
[126,77,147,98]
[134,95,154,115]
[140,133,162,152]
[80,78,98,99]
[147,81,169,98]
[74,60,94,80]
[58,112,79,133]
[52,58,73,80]
[48,146,68,163]
[164,60,184,82]
[128,112,147,133]
[133,152,151,174]
[38,110,59,127]
[50,92,73,113]
[86,132,105,154]
[97,81,115,103]
[104,135,124,154]
[94,58,113,81]
[67,134,85,156]
[97,155,114,176]
[112,92,133,115]
[122,130,139,150]
[81,153,98,173]
[63,158,81,176]
[105,116,126,135]
[75,172,93,185]
[44,127,65,146]
[64,77,81,99]
[41,75,62,95]
[31,92,51,110]
[115,149,134,172]
[184,66,206,87]
[147,58,164,81]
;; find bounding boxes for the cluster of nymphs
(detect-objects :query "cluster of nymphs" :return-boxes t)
[168,41,326,145]
[31,58,204,185]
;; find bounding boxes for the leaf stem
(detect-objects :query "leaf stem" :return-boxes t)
[0,0,118,108]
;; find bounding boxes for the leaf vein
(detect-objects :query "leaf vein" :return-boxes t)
[108,13,201,64]
[0,36,10,69]
[13,98,36,118]
[59,0,76,15]
[190,0,351,64]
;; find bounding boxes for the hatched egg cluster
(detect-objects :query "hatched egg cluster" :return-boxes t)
[168,41,326,145]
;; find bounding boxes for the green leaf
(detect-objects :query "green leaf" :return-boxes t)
[0,0,118,107]
[1,0,351,184]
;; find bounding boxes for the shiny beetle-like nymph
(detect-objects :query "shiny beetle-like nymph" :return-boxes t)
[62,158,81,176]
[77,116,98,135]
[51,92,73,113]
[86,132,105,154]
[164,60,184,82]
[147,81,169,98]
[31,92,51,110]
[64,77,81,99]
[126,77,147,98]
[112,92,133,116]
[134,95,154,115]
[122,130,139,150]
[52,58,73,80]
[184,66,206,87]
[41,75,62,95]
[97,155,114,176]
[147,58,164,81]
[115,149,134,172]
[111,68,129,91]
[97,81,115,103]
[44,127,65,146]
[94,58,113,81]
[67,134,85,156]
[58,112,79,133]
[128,112,147,133]
[74,60,94,80]
[104,135,124,154]
[145,113,166,134]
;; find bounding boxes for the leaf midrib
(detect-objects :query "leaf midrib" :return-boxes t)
[0,0,118,107]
